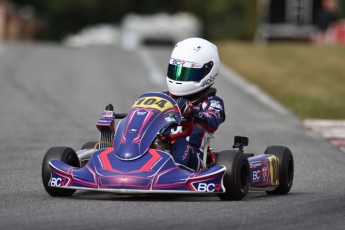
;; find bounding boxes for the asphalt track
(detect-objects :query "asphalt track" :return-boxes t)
[0,43,345,230]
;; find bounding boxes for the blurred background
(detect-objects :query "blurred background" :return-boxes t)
[0,0,343,43]
[0,0,344,120]
[0,0,257,42]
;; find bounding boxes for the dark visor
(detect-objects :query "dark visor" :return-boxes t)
[167,61,213,82]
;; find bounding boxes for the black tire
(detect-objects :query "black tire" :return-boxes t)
[42,147,80,197]
[264,146,294,195]
[216,150,250,201]
[81,141,98,150]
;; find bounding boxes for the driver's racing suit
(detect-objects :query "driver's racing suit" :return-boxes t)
[165,88,225,171]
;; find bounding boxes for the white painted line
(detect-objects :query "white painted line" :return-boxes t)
[306,127,345,132]
[304,119,345,127]
[136,47,165,87]
[322,131,345,138]
[220,63,291,116]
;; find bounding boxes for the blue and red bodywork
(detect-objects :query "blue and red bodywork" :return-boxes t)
[49,148,226,193]
[48,93,226,194]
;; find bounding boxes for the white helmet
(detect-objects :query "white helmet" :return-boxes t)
[166,37,219,96]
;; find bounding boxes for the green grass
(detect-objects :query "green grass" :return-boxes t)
[217,41,345,119]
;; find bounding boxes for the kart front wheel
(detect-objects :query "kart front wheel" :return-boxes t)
[216,150,250,201]
[264,146,294,195]
[42,147,80,197]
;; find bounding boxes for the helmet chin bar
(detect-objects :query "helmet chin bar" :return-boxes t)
[166,76,216,97]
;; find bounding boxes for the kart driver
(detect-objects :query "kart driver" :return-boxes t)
[164,37,225,171]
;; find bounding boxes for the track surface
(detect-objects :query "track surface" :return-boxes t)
[0,43,345,230]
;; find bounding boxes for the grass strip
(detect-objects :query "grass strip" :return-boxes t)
[217,41,345,119]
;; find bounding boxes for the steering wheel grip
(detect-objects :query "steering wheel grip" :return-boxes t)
[168,121,194,140]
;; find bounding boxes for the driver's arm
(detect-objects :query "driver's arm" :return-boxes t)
[192,96,225,133]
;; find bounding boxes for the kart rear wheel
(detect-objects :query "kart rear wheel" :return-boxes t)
[264,146,294,195]
[42,147,80,197]
[216,150,250,201]
[81,141,98,150]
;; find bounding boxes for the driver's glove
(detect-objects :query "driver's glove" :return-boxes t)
[176,98,194,121]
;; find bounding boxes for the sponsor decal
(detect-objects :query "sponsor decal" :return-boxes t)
[198,111,211,118]
[182,145,194,161]
[201,75,216,87]
[197,183,221,192]
[136,111,147,116]
[193,46,202,52]
[210,100,223,110]
[191,63,202,68]
[165,117,176,122]
[102,110,114,118]
[262,165,268,182]
[50,177,67,187]
[164,113,176,122]
[170,59,201,68]
[250,162,262,168]
[98,118,112,124]
[172,59,185,66]
[129,129,137,134]
[253,170,260,181]
[133,96,173,112]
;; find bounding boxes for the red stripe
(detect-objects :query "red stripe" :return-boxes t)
[99,147,114,170]
[198,122,216,133]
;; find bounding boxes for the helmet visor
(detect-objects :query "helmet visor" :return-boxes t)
[167,61,213,82]
[167,64,205,82]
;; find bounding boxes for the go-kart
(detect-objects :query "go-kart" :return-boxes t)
[42,92,294,200]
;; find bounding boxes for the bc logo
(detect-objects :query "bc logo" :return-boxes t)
[197,183,221,192]
[50,177,67,186]
[253,170,261,181]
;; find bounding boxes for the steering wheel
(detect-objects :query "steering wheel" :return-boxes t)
[167,120,194,140]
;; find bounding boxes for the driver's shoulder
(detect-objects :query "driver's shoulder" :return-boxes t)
[205,94,224,105]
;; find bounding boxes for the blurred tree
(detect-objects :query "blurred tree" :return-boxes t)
[179,0,256,39]
[9,0,256,40]
[340,0,345,17]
